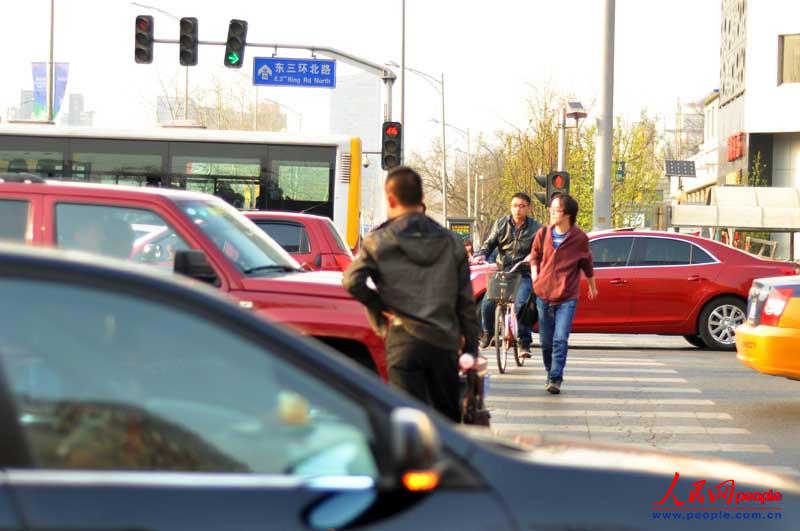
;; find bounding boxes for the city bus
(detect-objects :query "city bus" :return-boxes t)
[0,124,362,248]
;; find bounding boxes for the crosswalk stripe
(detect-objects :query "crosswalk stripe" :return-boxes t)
[494,375,688,383]
[540,367,678,374]
[491,410,733,420]
[659,443,773,453]
[531,360,665,366]
[485,397,716,405]
[489,383,702,393]
[759,466,800,477]
[490,424,751,435]
[565,357,661,362]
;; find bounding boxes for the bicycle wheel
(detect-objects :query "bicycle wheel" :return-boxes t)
[509,307,523,367]
[495,304,507,373]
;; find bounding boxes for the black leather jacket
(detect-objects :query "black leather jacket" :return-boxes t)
[343,213,479,354]
[477,216,541,274]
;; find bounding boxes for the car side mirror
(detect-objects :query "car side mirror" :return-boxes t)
[174,250,219,285]
[390,408,442,492]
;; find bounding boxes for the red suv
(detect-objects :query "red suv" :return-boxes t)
[0,175,385,378]
[244,211,353,272]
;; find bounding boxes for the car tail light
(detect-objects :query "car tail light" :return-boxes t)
[760,287,793,326]
[319,253,352,272]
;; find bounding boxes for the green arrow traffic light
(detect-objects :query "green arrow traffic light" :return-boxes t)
[226,51,240,65]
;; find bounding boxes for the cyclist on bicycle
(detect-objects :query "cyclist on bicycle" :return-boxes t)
[471,192,541,357]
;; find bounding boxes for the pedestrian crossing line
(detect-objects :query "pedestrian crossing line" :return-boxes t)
[490,424,751,435]
[536,360,666,366]
[492,410,733,420]
[510,367,679,374]
[494,375,688,383]
[759,466,800,478]
[659,443,774,454]
[485,397,716,406]
[488,383,702,393]
[566,357,662,362]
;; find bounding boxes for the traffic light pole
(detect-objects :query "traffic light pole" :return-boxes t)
[152,38,398,122]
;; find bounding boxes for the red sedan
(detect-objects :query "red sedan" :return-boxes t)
[471,230,799,350]
[244,211,353,272]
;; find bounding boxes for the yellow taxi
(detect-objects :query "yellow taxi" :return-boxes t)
[736,275,800,380]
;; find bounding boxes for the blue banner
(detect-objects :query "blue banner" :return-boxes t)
[253,57,336,89]
[32,62,47,120]
[54,63,69,117]
[31,62,69,120]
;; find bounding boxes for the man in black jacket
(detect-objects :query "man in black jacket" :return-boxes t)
[344,166,479,422]
[471,192,541,356]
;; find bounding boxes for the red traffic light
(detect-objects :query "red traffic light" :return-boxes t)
[552,175,565,188]
[384,124,400,137]
[137,18,150,31]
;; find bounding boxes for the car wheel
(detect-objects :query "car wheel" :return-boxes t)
[697,296,746,351]
[683,335,708,349]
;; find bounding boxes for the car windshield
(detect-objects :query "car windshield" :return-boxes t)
[176,199,301,276]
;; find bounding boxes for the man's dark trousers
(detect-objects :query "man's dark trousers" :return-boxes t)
[385,324,461,422]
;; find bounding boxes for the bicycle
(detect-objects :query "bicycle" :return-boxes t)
[485,261,526,373]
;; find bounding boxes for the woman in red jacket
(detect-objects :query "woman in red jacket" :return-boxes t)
[530,194,598,394]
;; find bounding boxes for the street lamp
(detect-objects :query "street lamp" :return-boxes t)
[387,61,448,223]
[433,119,471,218]
[558,101,587,172]
[130,2,189,120]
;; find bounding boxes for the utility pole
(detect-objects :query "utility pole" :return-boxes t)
[47,0,55,122]
[400,0,405,142]
[557,111,567,171]
[593,0,615,230]
[440,74,447,224]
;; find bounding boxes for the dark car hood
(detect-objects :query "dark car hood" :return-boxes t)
[240,270,352,299]
[458,426,800,491]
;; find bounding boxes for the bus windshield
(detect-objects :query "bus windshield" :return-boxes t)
[176,199,301,276]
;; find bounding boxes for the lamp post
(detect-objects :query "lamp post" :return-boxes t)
[434,119,471,217]
[130,2,189,120]
[558,101,587,172]
[387,61,447,223]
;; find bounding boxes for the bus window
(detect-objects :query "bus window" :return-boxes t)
[0,136,66,177]
[267,145,335,218]
[169,142,263,209]
[69,138,165,185]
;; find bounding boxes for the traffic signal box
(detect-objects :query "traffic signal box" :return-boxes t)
[534,171,570,206]
[134,15,154,64]
[179,17,199,66]
[224,19,248,68]
[381,122,403,170]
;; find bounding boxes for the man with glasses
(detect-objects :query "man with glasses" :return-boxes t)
[471,192,541,357]
[531,194,597,394]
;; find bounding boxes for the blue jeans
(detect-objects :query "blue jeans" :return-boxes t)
[536,298,578,383]
[481,275,532,346]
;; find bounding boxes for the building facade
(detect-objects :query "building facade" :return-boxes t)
[714,0,800,256]
[717,0,800,187]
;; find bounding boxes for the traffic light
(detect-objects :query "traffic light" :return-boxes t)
[134,15,154,64]
[224,19,248,68]
[533,175,548,205]
[179,17,198,66]
[548,171,570,199]
[381,121,402,170]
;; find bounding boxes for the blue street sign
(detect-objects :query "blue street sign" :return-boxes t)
[253,57,336,89]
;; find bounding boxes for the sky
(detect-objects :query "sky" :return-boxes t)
[0,0,722,155]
